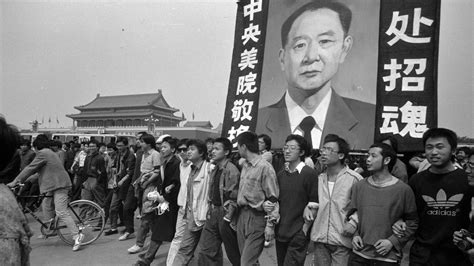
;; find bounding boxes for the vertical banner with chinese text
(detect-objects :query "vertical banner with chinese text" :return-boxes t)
[375,0,440,152]
[221,0,269,145]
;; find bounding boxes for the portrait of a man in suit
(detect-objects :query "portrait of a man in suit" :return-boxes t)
[256,1,375,150]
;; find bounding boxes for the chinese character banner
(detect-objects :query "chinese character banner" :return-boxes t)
[222,0,440,152]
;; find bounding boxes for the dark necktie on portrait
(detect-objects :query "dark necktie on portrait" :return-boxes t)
[299,116,316,149]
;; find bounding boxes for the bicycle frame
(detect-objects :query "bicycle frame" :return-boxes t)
[18,194,52,229]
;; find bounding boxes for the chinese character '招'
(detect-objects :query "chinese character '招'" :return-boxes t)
[383,58,427,91]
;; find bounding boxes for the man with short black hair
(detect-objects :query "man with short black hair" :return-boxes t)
[275,134,318,265]
[348,143,418,265]
[82,140,107,210]
[167,138,191,266]
[106,138,135,236]
[173,139,212,265]
[19,138,35,171]
[9,134,84,251]
[379,135,408,183]
[456,147,471,169]
[197,137,241,266]
[408,128,472,265]
[236,131,279,265]
[119,132,147,242]
[310,134,362,265]
[128,133,160,254]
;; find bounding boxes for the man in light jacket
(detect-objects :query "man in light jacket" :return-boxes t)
[306,134,362,265]
[172,139,212,266]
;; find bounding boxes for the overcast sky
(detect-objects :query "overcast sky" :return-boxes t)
[1,0,472,137]
[1,0,236,130]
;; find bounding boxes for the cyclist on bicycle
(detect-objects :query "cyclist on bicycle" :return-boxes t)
[8,134,84,251]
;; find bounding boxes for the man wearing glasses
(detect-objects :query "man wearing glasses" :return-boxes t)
[271,134,318,265]
[306,134,362,265]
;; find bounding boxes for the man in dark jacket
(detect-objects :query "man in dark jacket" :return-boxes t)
[81,140,107,209]
[134,136,181,266]
[105,137,136,235]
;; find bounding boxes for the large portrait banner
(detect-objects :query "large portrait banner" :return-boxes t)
[222,0,440,152]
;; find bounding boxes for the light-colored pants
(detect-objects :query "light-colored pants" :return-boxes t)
[166,206,187,266]
[312,242,351,266]
[42,187,79,236]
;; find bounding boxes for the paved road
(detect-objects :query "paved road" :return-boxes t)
[28,211,409,266]
[27,211,291,266]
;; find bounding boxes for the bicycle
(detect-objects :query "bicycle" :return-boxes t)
[11,184,106,246]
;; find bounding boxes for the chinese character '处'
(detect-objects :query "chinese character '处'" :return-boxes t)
[386,7,434,46]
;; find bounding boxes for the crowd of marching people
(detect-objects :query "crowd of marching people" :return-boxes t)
[1,114,474,265]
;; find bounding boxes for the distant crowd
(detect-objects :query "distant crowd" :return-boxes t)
[1,114,474,266]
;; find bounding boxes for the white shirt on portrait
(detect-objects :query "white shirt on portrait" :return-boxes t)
[285,89,332,149]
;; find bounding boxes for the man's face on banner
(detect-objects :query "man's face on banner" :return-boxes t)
[279,8,352,93]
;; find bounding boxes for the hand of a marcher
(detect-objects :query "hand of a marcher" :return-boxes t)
[141,180,150,189]
[165,184,174,194]
[352,236,364,251]
[264,225,275,242]
[262,200,275,213]
[303,205,315,222]
[342,221,357,237]
[7,180,18,188]
[374,239,393,256]
[392,219,406,238]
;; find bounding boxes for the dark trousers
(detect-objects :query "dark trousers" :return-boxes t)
[72,172,85,201]
[173,227,203,266]
[123,185,138,234]
[409,241,471,266]
[104,189,113,224]
[236,207,266,266]
[81,177,106,208]
[109,191,124,229]
[136,213,152,247]
[139,240,163,265]
[348,252,399,266]
[197,206,241,266]
[275,230,308,266]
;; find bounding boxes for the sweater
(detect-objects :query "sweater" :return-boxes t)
[349,178,418,262]
[276,164,318,242]
[409,169,472,249]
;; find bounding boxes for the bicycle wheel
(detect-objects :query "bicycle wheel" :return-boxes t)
[56,199,105,246]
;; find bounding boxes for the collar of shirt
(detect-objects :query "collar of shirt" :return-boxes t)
[322,165,349,180]
[245,155,262,167]
[284,161,306,174]
[191,160,204,171]
[181,159,191,168]
[216,158,230,170]
[285,89,332,134]
[143,149,153,156]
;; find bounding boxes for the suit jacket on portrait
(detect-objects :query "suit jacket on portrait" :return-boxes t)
[256,89,376,150]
